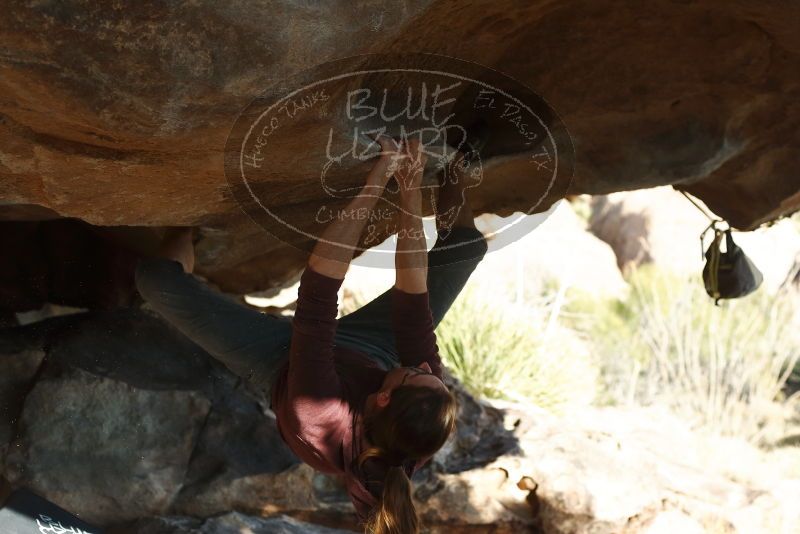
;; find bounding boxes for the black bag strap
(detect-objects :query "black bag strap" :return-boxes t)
[725,229,736,253]
[702,222,725,303]
[682,191,770,303]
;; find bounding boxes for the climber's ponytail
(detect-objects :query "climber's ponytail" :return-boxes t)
[364,464,418,534]
[357,384,457,534]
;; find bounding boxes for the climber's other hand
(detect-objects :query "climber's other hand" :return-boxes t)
[365,134,406,190]
[396,138,426,195]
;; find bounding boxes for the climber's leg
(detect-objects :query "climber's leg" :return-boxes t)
[334,232,486,367]
[135,257,292,394]
[426,226,487,328]
[426,151,487,327]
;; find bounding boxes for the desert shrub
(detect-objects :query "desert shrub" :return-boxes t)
[434,285,597,412]
[566,266,800,444]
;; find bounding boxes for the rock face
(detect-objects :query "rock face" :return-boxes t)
[476,202,629,298]
[116,513,357,534]
[0,309,316,526]
[1,309,798,533]
[0,308,525,531]
[8,366,209,522]
[0,328,45,471]
[456,403,800,534]
[1,1,799,306]
[589,187,710,275]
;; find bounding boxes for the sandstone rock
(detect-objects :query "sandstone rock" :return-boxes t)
[1,309,798,533]
[116,512,356,534]
[434,373,519,475]
[590,187,712,275]
[0,308,523,530]
[487,403,800,534]
[173,463,320,520]
[2,1,800,303]
[0,308,249,525]
[475,201,628,298]
[171,370,306,518]
[0,326,45,471]
[169,370,524,528]
[638,510,706,534]
[6,365,210,524]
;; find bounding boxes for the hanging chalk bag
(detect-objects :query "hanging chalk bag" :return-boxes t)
[701,222,763,304]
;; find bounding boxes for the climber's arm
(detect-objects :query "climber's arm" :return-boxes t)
[394,139,428,294]
[307,136,403,280]
[306,190,383,280]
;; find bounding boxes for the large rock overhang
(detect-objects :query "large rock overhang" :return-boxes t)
[1,1,798,305]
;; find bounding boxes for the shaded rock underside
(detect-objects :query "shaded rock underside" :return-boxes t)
[1,0,799,309]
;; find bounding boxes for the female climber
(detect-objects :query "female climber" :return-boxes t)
[134,136,487,534]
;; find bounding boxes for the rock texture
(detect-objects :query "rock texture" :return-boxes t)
[115,513,357,534]
[1,1,799,306]
[477,202,629,298]
[452,402,800,534]
[0,308,525,531]
[1,309,798,533]
[0,327,44,471]
[7,366,209,522]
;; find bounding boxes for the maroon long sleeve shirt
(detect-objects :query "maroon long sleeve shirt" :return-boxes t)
[270,267,442,519]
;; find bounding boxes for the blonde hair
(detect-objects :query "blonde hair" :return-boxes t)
[357,384,457,534]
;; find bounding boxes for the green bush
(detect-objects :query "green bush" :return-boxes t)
[342,259,800,444]
[566,266,800,444]
[435,286,597,412]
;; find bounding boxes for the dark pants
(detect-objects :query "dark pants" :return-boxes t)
[135,227,487,397]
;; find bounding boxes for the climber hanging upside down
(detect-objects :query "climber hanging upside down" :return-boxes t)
[135,137,487,534]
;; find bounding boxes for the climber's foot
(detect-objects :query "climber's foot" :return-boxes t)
[457,117,488,159]
[158,227,195,273]
[435,151,476,235]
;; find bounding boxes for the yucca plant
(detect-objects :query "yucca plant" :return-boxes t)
[567,266,800,444]
[435,286,597,413]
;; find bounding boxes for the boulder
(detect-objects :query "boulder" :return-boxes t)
[170,370,306,519]
[590,187,800,291]
[474,201,628,298]
[0,327,45,472]
[2,1,800,303]
[590,187,711,275]
[0,308,798,533]
[443,402,800,534]
[5,365,209,524]
[115,512,357,534]
[0,308,524,531]
[637,511,706,534]
[0,308,305,525]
